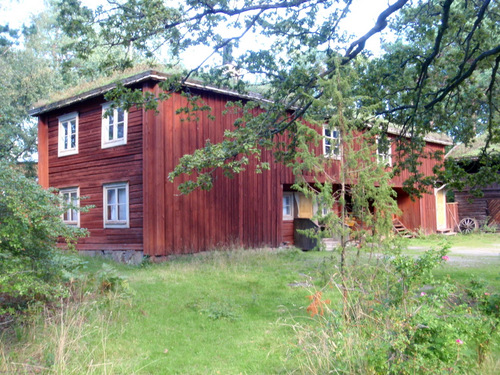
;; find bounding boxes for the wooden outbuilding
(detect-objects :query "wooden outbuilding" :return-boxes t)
[30,70,452,258]
[446,135,500,231]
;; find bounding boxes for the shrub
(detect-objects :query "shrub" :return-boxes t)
[0,163,87,316]
[292,245,500,374]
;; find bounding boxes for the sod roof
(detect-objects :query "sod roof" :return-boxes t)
[446,133,500,160]
[29,67,452,146]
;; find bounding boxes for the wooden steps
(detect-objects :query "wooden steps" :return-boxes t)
[436,228,457,235]
[393,219,415,238]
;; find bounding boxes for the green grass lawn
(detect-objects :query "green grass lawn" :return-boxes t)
[405,233,500,290]
[106,250,323,374]
[406,232,500,250]
[2,235,499,374]
[2,249,340,374]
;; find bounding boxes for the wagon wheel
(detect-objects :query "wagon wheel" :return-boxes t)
[459,217,478,234]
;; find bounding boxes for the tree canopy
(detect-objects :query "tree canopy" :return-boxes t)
[53,0,499,191]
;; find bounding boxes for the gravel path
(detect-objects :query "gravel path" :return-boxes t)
[408,243,500,266]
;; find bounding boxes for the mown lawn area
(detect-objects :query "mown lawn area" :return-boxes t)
[1,234,499,374]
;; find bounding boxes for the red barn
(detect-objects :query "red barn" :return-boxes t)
[30,70,452,261]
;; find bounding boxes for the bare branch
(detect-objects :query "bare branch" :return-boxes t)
[424,44,500,109]
[344,0,409,60]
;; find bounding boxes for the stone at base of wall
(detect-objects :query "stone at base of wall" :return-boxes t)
[79,250,144,264]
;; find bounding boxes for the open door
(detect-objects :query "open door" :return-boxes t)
[435,188,447,231]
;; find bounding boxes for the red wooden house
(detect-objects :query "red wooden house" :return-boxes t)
[30,70,452,260]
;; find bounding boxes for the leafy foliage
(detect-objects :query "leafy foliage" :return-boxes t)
[55,0,499,193]
[293,245,500,374]
[0,163,87,315]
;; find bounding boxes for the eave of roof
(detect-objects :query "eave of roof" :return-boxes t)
[28,69,453,146]
[384,124,452,146]
[29,70,268,116]
[446,133,500,160]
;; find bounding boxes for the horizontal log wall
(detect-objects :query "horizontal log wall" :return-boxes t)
[455,183,500,225]
[42,96,144,251]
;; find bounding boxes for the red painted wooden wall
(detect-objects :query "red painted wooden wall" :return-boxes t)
[37,76,447,256]
[39,96,144,252]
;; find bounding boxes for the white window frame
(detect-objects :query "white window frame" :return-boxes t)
[103,182,129,228]
[323,126,341,159]
[60,187,80,227]
[101,103,128,149]
[58,112,79,157]
[376,136,392,167]
[283,192,294,220]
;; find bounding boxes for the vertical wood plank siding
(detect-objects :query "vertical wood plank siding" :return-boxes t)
[43,96,144,251]
[38,78,447,256]
[37,115,49,189]
[142,87,282,255]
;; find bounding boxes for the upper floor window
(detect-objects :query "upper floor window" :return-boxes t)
[103,182,129,228]
[323,126,341,159]
[102,103,128,148]
[60,187,79,226]
[376,136,392,166]
[58,112,78,157]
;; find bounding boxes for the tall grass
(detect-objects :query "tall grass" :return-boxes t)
[1,244,499,374]
[1,300,113,374]
[288,247,500,374]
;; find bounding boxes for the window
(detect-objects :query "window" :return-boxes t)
[283,192,294,220]
[103,182,129,228]
[323,126,341,159]
[60,187,79,226]
[376,136,392,166]
[58,112,78,156]
[102,103,127,148]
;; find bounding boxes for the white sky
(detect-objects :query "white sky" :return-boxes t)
[1,0,395,66]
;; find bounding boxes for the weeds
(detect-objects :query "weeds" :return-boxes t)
[290,245,500,374]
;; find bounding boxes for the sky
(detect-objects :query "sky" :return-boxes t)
[1,0,395,66]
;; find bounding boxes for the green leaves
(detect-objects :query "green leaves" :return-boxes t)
[0,163,87,314]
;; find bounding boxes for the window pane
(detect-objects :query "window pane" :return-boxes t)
[108,205,116,221]
[118,188,126,204]
[109,124,114,140]
[117,109,124,123]
[283,195,292,217]
[107,189,116,205]
[117,123,124,139]
[63,123,68,149]
[324,128,331,137]
[118,203,126,220]
[333,142,339,155]
[70,134,76,148]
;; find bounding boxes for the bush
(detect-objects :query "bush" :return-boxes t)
[0,163,87,316]
[292,245,500,374]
